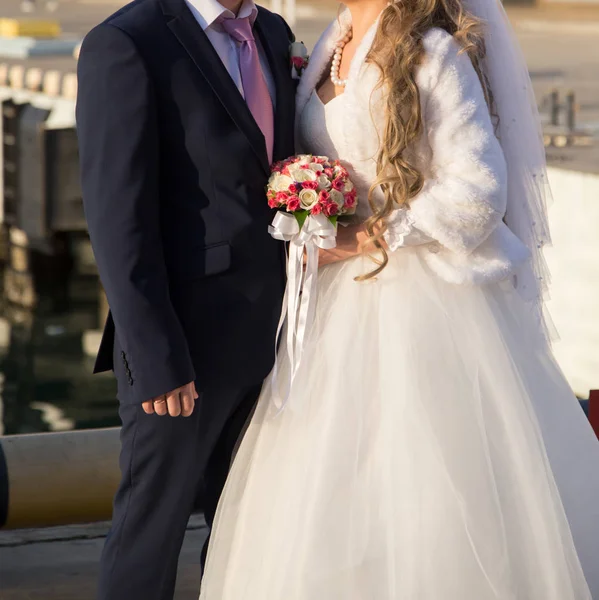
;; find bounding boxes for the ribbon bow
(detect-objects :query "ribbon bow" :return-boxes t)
[269,212,337,413]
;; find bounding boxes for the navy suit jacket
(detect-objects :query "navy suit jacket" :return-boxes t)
[76,0,295,404]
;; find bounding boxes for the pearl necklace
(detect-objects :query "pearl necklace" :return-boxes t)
[330,30,352,88]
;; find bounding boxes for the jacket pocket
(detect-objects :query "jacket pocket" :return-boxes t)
[171,241,232,282]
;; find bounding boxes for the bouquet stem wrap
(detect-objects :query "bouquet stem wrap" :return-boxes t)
[269,212,337,412]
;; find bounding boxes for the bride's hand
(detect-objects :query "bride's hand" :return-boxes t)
[318,223,387,267]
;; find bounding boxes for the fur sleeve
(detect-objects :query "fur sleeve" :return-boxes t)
[392,28,508,255]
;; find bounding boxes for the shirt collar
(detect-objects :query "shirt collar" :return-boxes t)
[185,0,258,31]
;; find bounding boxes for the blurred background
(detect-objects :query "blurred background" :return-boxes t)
[0,0,597,437]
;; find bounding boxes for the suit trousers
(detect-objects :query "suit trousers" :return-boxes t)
[97,382,262,600]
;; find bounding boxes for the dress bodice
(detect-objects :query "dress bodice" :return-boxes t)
[298,92,343,163]
[298,91,374,222]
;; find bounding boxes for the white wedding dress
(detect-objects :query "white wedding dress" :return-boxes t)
[199,89,599,599]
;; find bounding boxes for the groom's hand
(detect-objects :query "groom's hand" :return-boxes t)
[142,382,199,417]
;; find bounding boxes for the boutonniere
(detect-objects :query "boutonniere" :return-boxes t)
[290,41,309,80]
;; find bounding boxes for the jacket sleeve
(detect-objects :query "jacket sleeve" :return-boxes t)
[384,31,508,254]
[76,24,195,403]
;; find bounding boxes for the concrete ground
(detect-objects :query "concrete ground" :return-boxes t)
[0,516,209,599]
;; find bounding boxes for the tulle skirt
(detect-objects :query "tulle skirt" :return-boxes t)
[200,248,599,600]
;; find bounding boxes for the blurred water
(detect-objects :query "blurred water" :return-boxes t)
[0,295,119,436]
[0,290,591,437]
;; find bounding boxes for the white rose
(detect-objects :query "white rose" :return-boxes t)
[299,189,319,209]
[287,164,302,179]
[344,180,355,192]
[329,189,345,207]
[294,169,318,183]
[297,155,311,165]
[317,175,332,191]
[309,162,324,173]
[271,174,294,192]
[290,41,309,59]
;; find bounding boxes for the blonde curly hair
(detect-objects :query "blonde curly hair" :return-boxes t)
[357,0,494,280]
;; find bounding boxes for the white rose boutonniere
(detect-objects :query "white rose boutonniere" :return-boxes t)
[290,41,309,80]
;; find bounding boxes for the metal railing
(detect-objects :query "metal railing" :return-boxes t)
[1,391,597,530]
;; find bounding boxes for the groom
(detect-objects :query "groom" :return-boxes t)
[76,0,295,597]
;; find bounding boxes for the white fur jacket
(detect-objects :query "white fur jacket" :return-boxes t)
[296,13,531,286]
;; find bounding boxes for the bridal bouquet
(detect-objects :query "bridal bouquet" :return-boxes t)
[266,155,358,412]
[267,155,357,221]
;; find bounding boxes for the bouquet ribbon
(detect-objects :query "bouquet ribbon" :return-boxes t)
[268,211,337,412]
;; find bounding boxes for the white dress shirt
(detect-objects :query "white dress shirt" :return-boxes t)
[184,0,276,107]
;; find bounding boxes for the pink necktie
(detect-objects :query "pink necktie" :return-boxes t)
[222,16,275,165]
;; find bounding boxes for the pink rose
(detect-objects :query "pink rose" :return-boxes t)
[275,192,289,204]
[318,190,331,204]
[268,197,279,209]
[311,203,323,215]
[287,195,301,212]
[302,180,319,190]
[292,56,307,70]
[288,183,299,194]
[344,190,357,207]
[324,202,339,217]
[323,168,334,178]
[332,178,345,191]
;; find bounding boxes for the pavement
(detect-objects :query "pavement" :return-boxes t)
[0,516,209,599]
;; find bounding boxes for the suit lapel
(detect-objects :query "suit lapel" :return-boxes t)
[164,1,270,174]
[254,10,294,163]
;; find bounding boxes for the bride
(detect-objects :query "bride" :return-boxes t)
[199,0,599,597]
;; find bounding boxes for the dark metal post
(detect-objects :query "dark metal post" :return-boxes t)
[565,91,576,132]
[2,100,26,226]
[549,90,560,127]
[590,390,599,439]
[17,105,51,240]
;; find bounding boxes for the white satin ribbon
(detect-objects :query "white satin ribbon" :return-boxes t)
[269,212,337,413]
